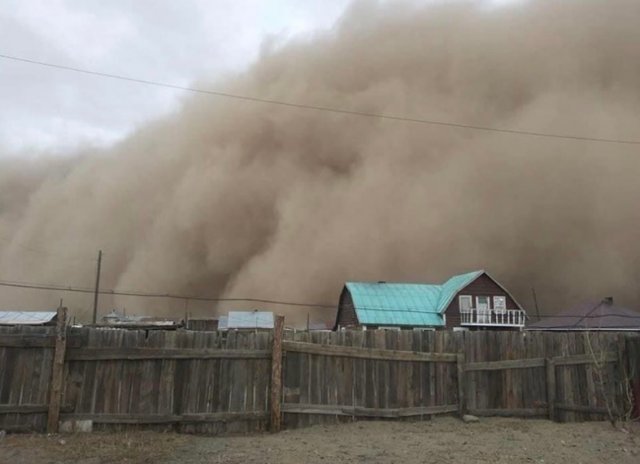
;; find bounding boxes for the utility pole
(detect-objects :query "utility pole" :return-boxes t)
[531,286,541,322]
[92,250,102,324]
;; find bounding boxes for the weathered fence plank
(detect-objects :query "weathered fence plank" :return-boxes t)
[465,357,545,372]
[283,340,457,363]
[546,358,556,421]
[61,411,268,424]
[282,403,458,417]
[467,407,547,417]
[456,353,466,415]
[46,306,67,433]
[66,347,271,361]
[270,315,285,432]
[552,352,617,366]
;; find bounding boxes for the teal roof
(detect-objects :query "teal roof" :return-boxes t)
[346,270,483,327]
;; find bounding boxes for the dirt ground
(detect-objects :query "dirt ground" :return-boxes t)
[1,417,639,464]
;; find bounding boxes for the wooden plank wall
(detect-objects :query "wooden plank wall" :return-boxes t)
[0,326,56,432]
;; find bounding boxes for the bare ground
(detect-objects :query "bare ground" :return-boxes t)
[1,418,639,464]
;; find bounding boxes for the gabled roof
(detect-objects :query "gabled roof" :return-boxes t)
[528,299,640,331]
[0,311,57,325]
[345,270,484,327]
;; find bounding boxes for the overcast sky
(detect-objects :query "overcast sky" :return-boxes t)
[0,0,353,156]
[0,0,521,157]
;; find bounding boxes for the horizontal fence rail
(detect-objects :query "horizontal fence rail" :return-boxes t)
[65,347,271,361]
[60,411,269,424]
[283,340,458,362]
[282,403,459,418]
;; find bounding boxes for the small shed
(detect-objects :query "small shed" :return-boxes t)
[223,311,274,330]
[0,311,58,326]
[101,309,179,329]
[527,298,640,331]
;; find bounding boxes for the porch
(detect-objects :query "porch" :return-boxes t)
[460,308,526,328]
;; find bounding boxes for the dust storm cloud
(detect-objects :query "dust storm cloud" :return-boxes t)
[1,0,639,324]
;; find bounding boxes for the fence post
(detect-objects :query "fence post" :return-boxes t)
[545,358,556,422]
[47,306,68,433]
[270,315,285,432]
[456,353,466,417]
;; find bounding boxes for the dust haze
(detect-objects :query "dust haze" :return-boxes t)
[1,0,639,325]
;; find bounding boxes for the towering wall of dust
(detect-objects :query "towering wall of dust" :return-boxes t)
[1,0,640,324]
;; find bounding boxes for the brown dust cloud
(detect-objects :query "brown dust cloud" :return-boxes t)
[1,0,640,325]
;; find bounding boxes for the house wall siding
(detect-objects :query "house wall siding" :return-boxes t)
[444,273,519,329]
[335,288,359,328]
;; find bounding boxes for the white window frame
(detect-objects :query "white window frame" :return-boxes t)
[459,295,473,311]
[493,296,507,313]
[476,296,491,323]
[476,296,490,310]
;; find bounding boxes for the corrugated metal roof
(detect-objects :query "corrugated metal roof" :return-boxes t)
[0,311,57,325]
[347,270,483,327]
[528,299,640,331]
[438,271,485,311]
[227,311,274,329]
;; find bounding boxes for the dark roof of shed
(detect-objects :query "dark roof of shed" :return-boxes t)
[528,299,640,331]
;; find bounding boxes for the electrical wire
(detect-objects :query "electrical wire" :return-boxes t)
[2,53,639,145]
[0,234,96,263]
[0,279,335,308]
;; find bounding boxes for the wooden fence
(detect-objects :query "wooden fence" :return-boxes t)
[281,329,635,427]
[0,308,638,434]
[0,308,273,434]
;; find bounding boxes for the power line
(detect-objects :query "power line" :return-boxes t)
[1,52,639,146]
[0,279,335,308]
[1,278,640,320]
[0,234,96,263]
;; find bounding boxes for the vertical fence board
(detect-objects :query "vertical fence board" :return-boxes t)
[270,316,284,432]
[46,306,67,432]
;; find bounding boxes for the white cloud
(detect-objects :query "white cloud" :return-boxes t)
[0,0,351,155]
[0,0,523,155]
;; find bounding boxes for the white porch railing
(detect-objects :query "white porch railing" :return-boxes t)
[460,308,526,327]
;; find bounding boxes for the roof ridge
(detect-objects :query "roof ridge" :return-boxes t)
[346,281,442,286]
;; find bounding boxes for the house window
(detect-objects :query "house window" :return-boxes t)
[493,296,507,311]
[459,295,472,311]
[476,296,490,310]
[476,296,490,323]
